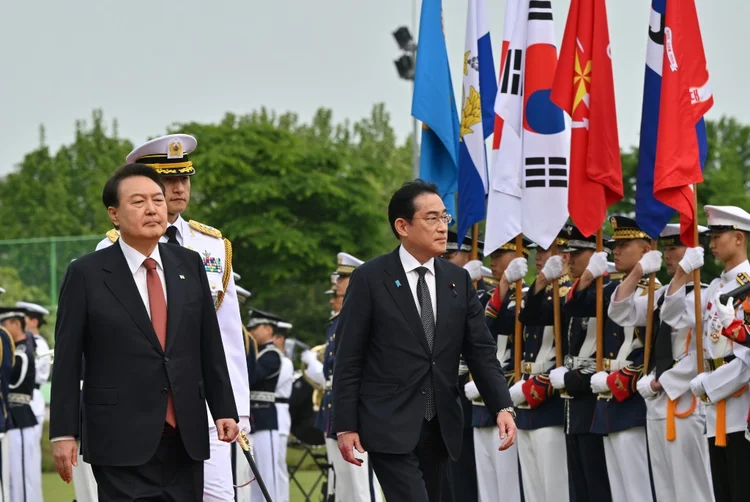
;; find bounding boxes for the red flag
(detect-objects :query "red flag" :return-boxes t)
[654,0,713,247]
[551,0,623,237]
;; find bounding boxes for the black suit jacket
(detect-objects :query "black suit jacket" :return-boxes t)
[332,248,511,459]
[50,242,238,466]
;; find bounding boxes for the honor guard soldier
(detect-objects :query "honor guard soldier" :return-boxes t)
[464,239,529,502]
[97,134,251,501]
[1,307,41,502]
[15,303,51,443]
[0,289,14,502]
[247,309,285,502]
[273,321,294,502]
[513,228,573,502]
[302,253,382,502]
[573,216,656,502]
[441,232,483,502]
[661,205,750,502]
[549,226,613,502]
[610,223,713,502]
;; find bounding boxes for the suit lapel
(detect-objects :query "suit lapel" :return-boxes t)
[383,248,431,355]
[434,258,453,351]
[160,244,185,354]
[102,242,163,355]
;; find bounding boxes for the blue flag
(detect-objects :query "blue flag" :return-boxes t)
[412,0,460,220]
[635,0,708,239]
[456,0,496,242]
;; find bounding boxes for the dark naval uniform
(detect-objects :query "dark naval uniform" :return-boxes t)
[0,326,14,501]
[8,334,39,502]
[516,274,573,502]
[315,313,338,438]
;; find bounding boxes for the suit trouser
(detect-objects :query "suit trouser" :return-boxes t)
[473,427,522,502]
[1,433,10,502]
[602,428,654,502]
[9,427,41,502]
[517,426,569,502]
[440,426,477,502]
[72,450,98,502]
[92,430,203,501]
[708,431,750,502]
[251,430,280,502]
[647,416,713,502]
[565,432,611,502]
[325,437,381,502]
[204,425,234,501]
[369,419,446,502]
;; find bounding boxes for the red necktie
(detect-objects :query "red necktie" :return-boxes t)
[143,258,176,427]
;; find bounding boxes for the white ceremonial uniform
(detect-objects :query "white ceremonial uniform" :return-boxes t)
[610,285,714,502]
[274,357,294,502]
[96,216,251,501]
[30,334,50,441]
[661,261,750,441]
[1,432,9,502]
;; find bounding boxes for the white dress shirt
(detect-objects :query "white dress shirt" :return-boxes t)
[399,245,437,322]
[119,237,168,317]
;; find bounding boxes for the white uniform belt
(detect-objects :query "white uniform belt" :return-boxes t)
[602,358,632,372]
[8,393,31,405]
[324,378,333,391]
[565,356,596,371]
[521,360,555,375]
[250,391,276,403]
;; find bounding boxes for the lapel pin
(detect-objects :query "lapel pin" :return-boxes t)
[450,283,457,297]
[395,280,402,288]
[179,274,186,280]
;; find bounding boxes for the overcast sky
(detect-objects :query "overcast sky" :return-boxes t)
[0,0,744,175]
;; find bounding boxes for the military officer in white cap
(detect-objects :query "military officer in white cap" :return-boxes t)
[15,302,51,441]
[661,205,750,502]
[96,134,250,501]
[610,223,713,502]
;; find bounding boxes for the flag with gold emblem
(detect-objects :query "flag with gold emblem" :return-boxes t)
[551,0,623,237]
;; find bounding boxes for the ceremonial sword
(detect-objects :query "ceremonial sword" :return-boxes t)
[237,431,274,502]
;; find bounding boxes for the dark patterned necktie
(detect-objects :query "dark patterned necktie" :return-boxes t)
[417,267,436,420]
[165,225,179,245]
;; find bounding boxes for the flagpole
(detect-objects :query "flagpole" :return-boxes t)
[596,229,604,372]
[552,240,563,367]
[514,234,524,382]
[471,223,480,288]
[693,185,704,374]
[644,239,658,375]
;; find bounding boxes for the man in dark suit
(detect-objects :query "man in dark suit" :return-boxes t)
[332,180,516,502]
[49,163,239,501]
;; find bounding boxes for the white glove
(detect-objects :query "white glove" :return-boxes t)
[301,350,318,367]
[638,251,663,275]
[238,416,251,435]
[690,372,708,398]
[679,246,704,274]
[716,293,737,329]
[549,366,568,390]
[464,380,481,401]
[590,371,610,394]
[542,255,564,281]
[510,381,526,406]
[464,260,483,282]
[504,257,528,283]
[585,252,608,279]
[637,375,658,399]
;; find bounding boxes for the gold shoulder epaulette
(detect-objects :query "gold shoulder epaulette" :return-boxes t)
[636,277,651,289]
[737,272,750,286]
[610,272,626,281]
[189,220,222,239]
[106,229,119,243]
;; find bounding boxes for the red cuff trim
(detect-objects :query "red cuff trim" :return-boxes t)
[722,319,748,343]
[607,370,636,403]
[522,377,552,409]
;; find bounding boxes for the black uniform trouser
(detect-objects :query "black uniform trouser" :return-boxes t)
[708,431,750,502]
[565,432,612,502]
[439,426,477,502]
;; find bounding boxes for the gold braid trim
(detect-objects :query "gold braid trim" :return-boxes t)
[216,238,232,311]
[242,325,259,358]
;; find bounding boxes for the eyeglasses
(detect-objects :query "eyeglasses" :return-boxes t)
[413,214,453,227]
